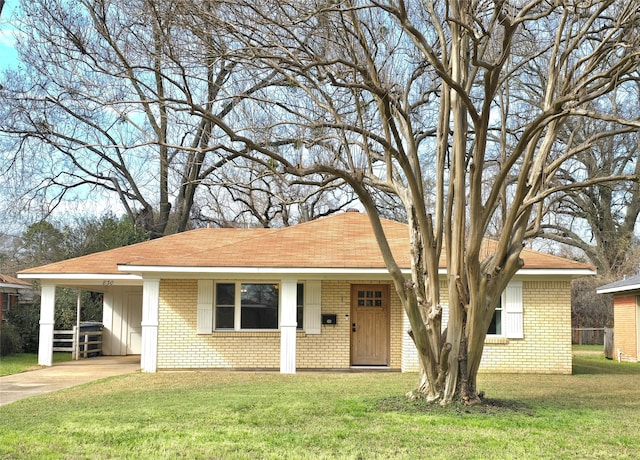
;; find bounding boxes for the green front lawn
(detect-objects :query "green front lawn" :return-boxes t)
[0,353,72,376]
[1,351,638,459]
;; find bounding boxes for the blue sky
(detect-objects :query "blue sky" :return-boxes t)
[0,1,118,232]
[0,0,19,70]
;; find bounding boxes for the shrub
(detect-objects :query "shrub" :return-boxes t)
[0,322,24,356]
[6,303,40,353]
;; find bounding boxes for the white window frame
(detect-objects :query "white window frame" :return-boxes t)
[487,294,504,337]
[296,282,304,331]
[214,281,236,330]
[211,281,306,332]
[487,281,523,338]
[440,281,523,340]
[214,281,277,331]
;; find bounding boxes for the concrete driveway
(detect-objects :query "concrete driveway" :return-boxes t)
[0,356,140,406]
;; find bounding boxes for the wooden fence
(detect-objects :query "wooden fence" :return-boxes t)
[572,327,605,345]
[604,327,614,359]
[53,326,103,359]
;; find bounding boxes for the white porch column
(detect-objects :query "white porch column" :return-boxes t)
[140,278,160,373]
[38,284,56,366]
[280,278,297,374]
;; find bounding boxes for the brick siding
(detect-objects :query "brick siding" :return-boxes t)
[480,280,572,374]
[402,279,573,374]
[157,279,403,370]
[613,295,638,362]
[157,278,573,373]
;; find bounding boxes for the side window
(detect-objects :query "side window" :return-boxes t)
[1,293,9,313]
[215,283,235,329]
[240,283,278,329]
[213,282,305,331]
[488,296,503,335]
[487,281,523,338]
[297,283,304,330]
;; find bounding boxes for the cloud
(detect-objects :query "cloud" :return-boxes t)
[0,22,21,70]
[0,0,22,67]
[0,28,17,47]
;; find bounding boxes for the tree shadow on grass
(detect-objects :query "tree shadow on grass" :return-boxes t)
[572,355,640,375]
[376,396,535,417]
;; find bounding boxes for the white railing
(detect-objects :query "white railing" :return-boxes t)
[53,326,103,359]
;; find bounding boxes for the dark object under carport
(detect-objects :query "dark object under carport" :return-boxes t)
[78,322,103,358]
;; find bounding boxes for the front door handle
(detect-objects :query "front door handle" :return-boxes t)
[352,323,356,332]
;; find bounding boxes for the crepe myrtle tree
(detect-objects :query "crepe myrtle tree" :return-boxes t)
[178,0,640,404]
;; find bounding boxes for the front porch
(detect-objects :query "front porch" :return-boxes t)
[30,277,304,374]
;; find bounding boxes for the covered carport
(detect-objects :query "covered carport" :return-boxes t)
[18,233,200,374]
[18,272,145,370]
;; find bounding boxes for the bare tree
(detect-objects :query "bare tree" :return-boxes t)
[178,0,640,404]
[0,0,279,237]
[532,94,640,331]
[196,156,358,227]
[539,102,640,278]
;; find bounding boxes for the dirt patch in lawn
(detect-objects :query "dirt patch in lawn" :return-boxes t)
[377,395,535,416]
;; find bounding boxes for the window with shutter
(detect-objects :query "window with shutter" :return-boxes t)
[486,281,524,338]
[503,281,524,339]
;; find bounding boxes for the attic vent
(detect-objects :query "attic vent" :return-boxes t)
[345,208,360,213]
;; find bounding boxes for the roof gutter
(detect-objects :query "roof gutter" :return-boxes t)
[18,273,142,281]
[596,283,640,295]
[0,282,32,289]
[117,264,596,277]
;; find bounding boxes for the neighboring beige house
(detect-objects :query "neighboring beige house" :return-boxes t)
[19,211,594,374]
[0,274,32,322]
[597,276,640,363]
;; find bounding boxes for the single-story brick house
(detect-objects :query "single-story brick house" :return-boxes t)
[19,211,594,374]
[597,276,640,362]
[0,274,33,322]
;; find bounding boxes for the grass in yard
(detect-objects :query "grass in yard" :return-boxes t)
[1,351,639,459]
[0,353,71,376]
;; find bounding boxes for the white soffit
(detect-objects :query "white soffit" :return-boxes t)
[117,265,595,277]
[18,273,142,282]
[596,283,640,295]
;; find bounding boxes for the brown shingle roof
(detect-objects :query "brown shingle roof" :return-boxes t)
[18,228,274,275]
[0,274,32,287]
[19,212,594,275]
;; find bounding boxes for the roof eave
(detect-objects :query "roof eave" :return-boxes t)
[0,283,32,290]
[18,273,142,281]
[596,283,640,295]
[515,268,596,277]
[118,265,402,275]
[118,265,596,277]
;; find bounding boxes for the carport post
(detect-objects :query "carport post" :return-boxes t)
[38,284,56,366]
[280,278,297,374]
[141,278,160,373]
[75,289,81,360]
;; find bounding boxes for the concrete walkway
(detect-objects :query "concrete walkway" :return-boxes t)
[0,356,140,406]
